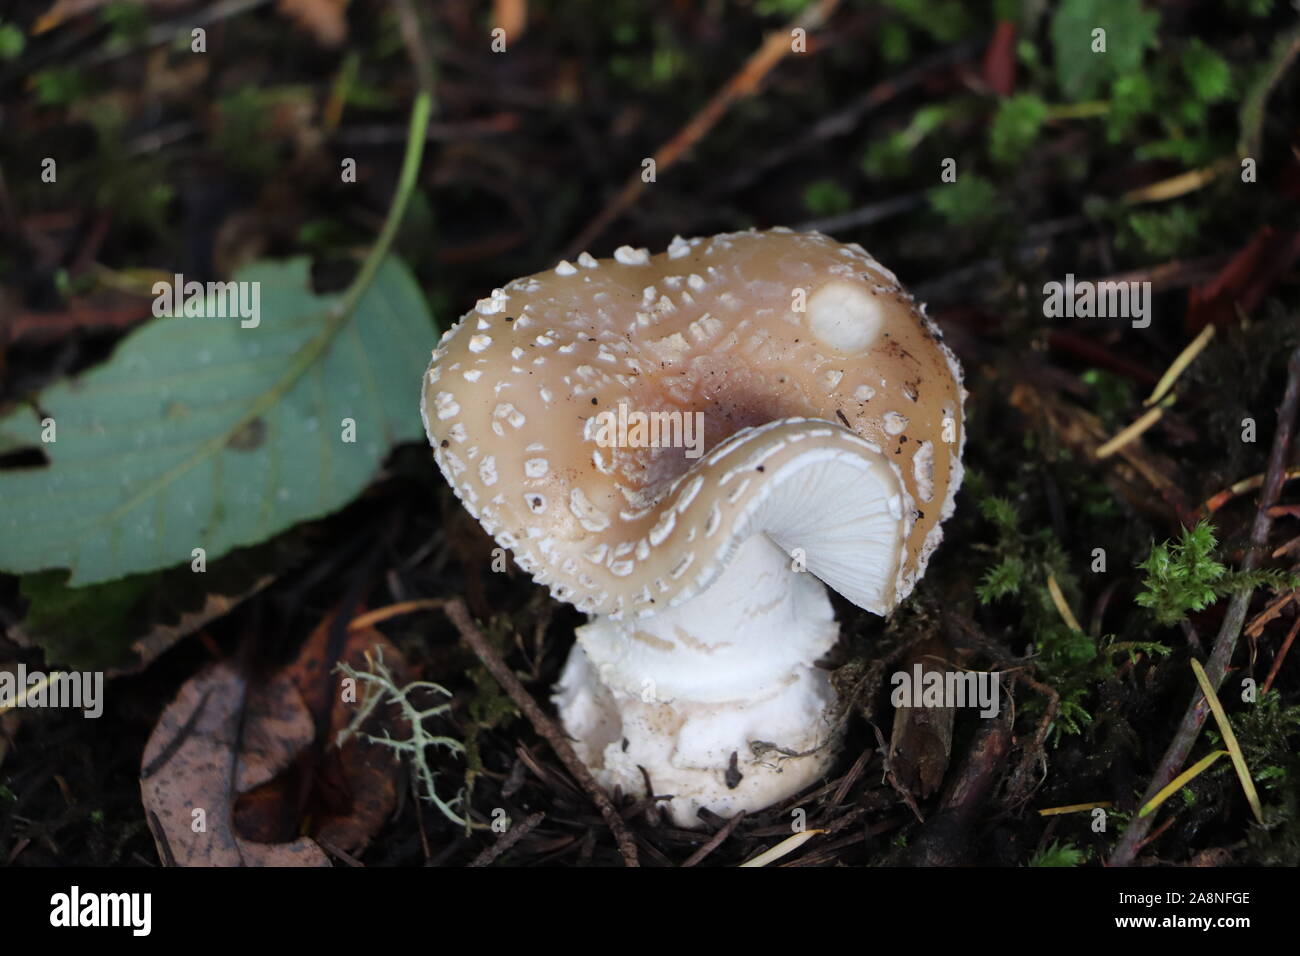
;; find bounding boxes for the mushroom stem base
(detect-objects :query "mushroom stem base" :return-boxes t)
[552,534,843,827]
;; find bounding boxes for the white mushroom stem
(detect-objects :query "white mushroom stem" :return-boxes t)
[553,533,843,827]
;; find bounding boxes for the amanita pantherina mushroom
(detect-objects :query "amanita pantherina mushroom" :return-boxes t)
[422,229,964,825]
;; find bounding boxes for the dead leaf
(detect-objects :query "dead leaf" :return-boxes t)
[281,612,409,855]
[140,661,330,866]
[888,637,959,798]
[981,20,1017,97]
[1186,226,1300,333]
[493,0,528,40]
[225,610,412,856]
[276,0,350,48]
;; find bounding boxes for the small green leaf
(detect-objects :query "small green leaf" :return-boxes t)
[0,256,435,586]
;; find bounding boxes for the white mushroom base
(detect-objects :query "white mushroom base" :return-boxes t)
[552,534,843,827]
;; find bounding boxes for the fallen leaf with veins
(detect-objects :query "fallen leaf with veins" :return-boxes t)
[263,614,409,855]
[142,609,416,864]
[140,661,330,867]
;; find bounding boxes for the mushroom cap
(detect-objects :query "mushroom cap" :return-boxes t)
[422,228,965,618]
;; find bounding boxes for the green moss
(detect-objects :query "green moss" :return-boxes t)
[989,94,1049,165]
[1135,520,1298,627]
[928,174,999,226]
[1030,840,1087,866]
[802,179,853,217]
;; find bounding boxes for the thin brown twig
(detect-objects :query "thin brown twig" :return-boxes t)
[443,599,640,867]
[563,0,841,257]
[468,811,546,867]
[680,811,747,867]
[1004,672,1059,808]
[1110,345,1300,866]
[1262,613,1300,696]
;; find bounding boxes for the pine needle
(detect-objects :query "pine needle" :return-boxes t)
[1190,658,1264,825]
[1144,324,1215,407]
[738,829,825,867]
[1038,801,1113,816]
[1138,749,1227,818]
[1046,573,1083,632]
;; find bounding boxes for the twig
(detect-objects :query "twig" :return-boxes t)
[1110,345,1300,866]
[680,811,747,867]
[563,0,841,257]
[1262,613,1300,695]
[1201,467,1300,516]
[468,812,545,867]
[443,599,640,867]
[1004,673,1059,807]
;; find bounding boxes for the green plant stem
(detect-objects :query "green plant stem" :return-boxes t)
[1044,101,1109,121]
[337,90,432,318]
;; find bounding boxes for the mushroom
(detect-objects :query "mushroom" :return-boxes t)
[422,228,965,826]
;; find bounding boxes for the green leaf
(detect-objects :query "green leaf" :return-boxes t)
[1051,0,1160,101]
[0,256,434,586]
[16,531,306,671]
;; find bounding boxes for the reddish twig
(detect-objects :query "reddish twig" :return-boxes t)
[443,599,640,866]
[1262,613,1300,696]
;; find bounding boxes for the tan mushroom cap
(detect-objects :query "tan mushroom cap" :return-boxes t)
[422,228,965,618]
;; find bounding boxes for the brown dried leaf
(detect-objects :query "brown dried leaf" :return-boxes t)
[276,0,350,48]
[282,612,408,855]
[140,662,330,867]
[888,637,958,798]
